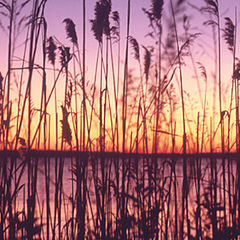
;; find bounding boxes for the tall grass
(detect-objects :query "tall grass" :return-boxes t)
[1,0,240,239]
[1,0,239,153]
[1,151,240,239]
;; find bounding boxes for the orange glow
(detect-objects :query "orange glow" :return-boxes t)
[0,0,239,153]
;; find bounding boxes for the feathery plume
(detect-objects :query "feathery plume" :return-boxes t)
[142,8,154,28]
[90,0,112,42]
[142,0,163,31]
[143,46,151,83]
[63,18,78,45]
[102,0,111,36]
[61,105,72,146]
[111,11,120,39]
[233,63,240,80]
[197,62,207,82]
[46,37,57,66]
[204,0,218,16]
[59,46,71,67]
[223,17,234,52]
[151,0,164,20]
[112,10,119,26]
[129,36,140,62]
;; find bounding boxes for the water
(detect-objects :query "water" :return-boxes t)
[1,153,239,239]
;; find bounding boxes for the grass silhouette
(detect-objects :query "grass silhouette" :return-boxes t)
[1,0,240,239]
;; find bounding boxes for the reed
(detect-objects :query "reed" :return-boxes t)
[122,0,131,153]
[82,0,86,151]
[5,0,14,149]
[47,36,58,150]
[63,18,80,151]
[1,0,240,239]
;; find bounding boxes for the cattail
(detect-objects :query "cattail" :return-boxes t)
[60,105,72,146]
[46,37,57,65]
[223,17,234,52]
[151,0,164,20]
[90,0,112,42]
[129,36,140,62]
[63,18,78,45]
[143,46,151,83]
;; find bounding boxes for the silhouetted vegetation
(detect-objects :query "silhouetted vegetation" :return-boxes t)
[1,0,240,239]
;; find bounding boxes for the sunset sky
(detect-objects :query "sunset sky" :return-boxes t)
[0,0,240,152]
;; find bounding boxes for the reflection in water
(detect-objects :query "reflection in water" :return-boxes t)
[1,153,239,239]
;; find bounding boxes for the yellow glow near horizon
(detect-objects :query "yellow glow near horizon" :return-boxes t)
[0,0,239,153]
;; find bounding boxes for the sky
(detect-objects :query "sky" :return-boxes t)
[43,0,240,103]
[0,0,240,152]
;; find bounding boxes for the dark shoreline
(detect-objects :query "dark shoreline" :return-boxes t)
[1,150,240,159]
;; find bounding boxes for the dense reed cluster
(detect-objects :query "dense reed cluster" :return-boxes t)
[1,151,240,239]
[1,0,240,239]
[0,0,239,154]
